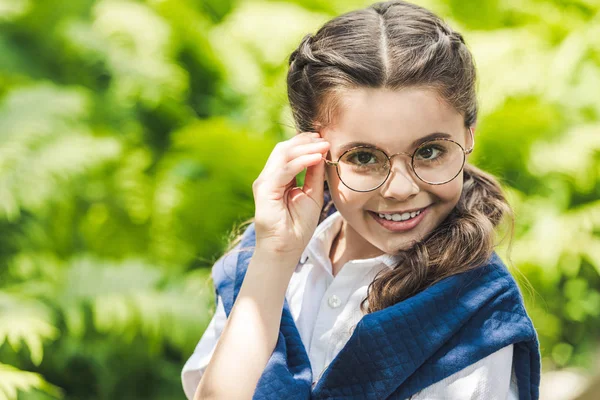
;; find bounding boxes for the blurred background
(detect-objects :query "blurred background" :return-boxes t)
[0,0,599,399]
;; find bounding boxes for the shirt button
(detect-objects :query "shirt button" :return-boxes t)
[328,294,341,308]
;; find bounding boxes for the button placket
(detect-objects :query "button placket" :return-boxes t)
[309,260,374,382]
[308,269,349,379]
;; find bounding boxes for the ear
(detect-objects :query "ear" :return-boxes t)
[465,125,476,157]
[313,120,325,134]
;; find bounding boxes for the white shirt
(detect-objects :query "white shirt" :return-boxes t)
[182,211,519,399]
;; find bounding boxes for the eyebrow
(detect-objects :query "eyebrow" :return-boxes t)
[337,132,454,154]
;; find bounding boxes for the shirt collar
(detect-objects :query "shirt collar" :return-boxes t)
[298,211,402,271]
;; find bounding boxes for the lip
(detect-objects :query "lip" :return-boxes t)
[368,206,429,233]
[374,206,428,215]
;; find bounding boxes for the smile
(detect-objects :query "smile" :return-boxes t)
[376,209,423,222]
[368,206,429,232]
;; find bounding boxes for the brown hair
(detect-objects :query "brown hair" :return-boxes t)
[226,0,514,313]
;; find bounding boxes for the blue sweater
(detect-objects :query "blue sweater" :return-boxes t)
[212,223,540,399]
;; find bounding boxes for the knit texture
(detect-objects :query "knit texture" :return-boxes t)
[212,219,540,399]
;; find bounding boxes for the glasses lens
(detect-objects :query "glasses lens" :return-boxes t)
[337,147,390,191]
[413,140,465,184]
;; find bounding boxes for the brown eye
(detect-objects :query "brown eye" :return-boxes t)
[353,151,377,165]
[415,144,445,161]
[341,148,385,167]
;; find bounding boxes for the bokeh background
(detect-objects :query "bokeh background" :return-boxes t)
[1,0,599,399]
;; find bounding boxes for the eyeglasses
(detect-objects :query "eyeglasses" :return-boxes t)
[322,127,474,192]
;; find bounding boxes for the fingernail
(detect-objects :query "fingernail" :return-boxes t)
[310,137,326,143]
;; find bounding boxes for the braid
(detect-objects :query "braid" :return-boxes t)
[288,34,322,69]
[361,164,513,312]
[234,0,512,314]
[451,31,466,45]
[287,34,323,133]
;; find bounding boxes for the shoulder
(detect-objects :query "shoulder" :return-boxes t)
[210,222,257,315]
[451,252,537,343]
[451,251,530,317]
[211,222,257,284]
[474,252,532,324]
[378,251,538,398]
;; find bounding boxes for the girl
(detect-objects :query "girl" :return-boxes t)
[182,1,540,399]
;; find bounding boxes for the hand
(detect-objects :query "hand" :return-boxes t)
[252,131,330,261]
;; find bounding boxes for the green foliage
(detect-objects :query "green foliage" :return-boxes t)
[0,291,58,366]
[0,363,61,400]
[0,0,599,398]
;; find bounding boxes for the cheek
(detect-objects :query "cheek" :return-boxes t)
[326,167,346,198]
[428,177,463,205]
[326,168,368,209]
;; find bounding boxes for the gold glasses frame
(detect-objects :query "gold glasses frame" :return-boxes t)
[322,126,475,192]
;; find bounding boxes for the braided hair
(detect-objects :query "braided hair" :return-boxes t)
[284,0,514,312]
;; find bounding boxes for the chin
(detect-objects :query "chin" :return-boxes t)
[367,214,430,250]
[390,239,421,253]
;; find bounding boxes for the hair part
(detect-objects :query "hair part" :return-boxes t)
[287,0,477,133]
[222,1,515,314]
[285,0,514,313]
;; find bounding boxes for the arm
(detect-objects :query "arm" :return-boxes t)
[194,249,298,400]
[194,131,329,398]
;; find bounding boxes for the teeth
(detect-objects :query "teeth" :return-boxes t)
[377,209,421,222]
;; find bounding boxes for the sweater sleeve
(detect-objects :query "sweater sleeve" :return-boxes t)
[181,295,227,400]
[411,345,518,400]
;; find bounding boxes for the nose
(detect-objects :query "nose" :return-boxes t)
[379,153,420,200]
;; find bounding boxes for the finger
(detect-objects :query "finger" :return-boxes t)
[263,138,326,178]
[272,153,323,189]
[262,132,321,170]
[283,132,322,151]
[295,131,321,138]
[287,131,321,146]
[302,151,326,204]
[284,140,330,162]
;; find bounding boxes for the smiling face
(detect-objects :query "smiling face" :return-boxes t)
[321,86,473,258]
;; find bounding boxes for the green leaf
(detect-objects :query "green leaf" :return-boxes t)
[0,363,61,400]
[0,293,58,366]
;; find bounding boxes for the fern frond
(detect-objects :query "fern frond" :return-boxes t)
[0,292,58,365]
[0,84,122,220]
[33,256,215,351]
[0,362,61,400]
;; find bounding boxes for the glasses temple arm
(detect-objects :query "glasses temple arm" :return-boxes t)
[322,157,338,166]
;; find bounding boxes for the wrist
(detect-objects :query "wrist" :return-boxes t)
[251,246,303,272]
[253,245,303,264]
[242,249,299,300]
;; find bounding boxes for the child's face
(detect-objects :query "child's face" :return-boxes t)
[321,87,472,255]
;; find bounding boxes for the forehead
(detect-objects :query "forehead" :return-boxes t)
[322,87,465,153]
